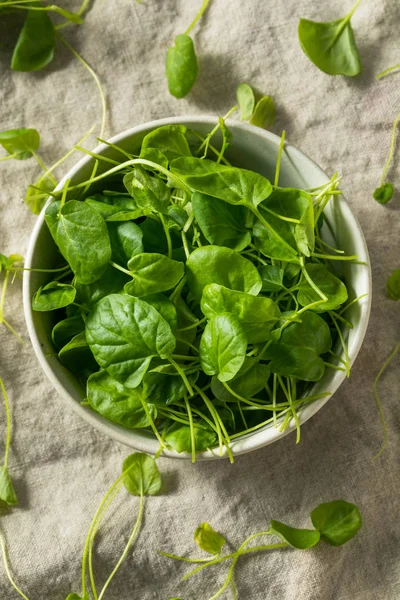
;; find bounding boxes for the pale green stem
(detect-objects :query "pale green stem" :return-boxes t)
[159,213,172,259]
[31,151,57,185]
[184,395,196,463]
[185,0,210,35]
[380,112,400,185]
[98,494,145,600]
[373,343,400,459]
[0,271,10,324]
[274,130,286,187]
[168,357,194,396]
[376,63,400,80]
[0,533,30,600]
[0,377,12,468]
[300,257,327,301]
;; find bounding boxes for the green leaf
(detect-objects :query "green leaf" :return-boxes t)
[141,125,192,161]
[186,245,262,301]
[194,523,226,555]
[58,332,99,376]
[249,96,276,128]
[107,221,144,266]
[75,265,129,308]
[0,253,24,273]
[86,371,155,429]
[123,453,162,496]
[298,3,362,77]
[386,269,400,301]
[236,83,255,121]
[124,253,184,297]
[170,157,273,208]
[139,147,169,169]
[0,128,40,160]
[142,293,178,330]
[166,34,198,98]
[0,466,18,506]
[85,294,176,388]
[297,264,348,312]
[200,313,247,382]
[45,200,112,285]
[253,220,300,263]
[259,265,285,292]
[211,358,270,402]
[66,594,89,600]
[11,10,56,72]
[85,193,139,218]
[373,183,394,204]
[265,311,332,381]
[201,284,281,343]
[52,316,85,351]
[310,500,362,546]
[25,177,54,214]
[165,423,217,453]
[143,364,198,405]
[191,192,251,251]
[124,166,170,214]
[32,282,76,312]
[269,520,320,549]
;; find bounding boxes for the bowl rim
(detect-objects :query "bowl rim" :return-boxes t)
[23,115,372,460]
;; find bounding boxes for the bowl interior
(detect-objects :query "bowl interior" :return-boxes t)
[23,117,371,460]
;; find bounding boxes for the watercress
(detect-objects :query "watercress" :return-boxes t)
[33,120,357,460]
[298,0,362,76]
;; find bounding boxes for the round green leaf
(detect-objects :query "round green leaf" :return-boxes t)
[310,500,362,546]
[32,282,76,312]
[125,253,185,297]
[11,10,56,72]
[373,183,394,204]
[200,313,247,382]
[122,453,162,496]
[0,128,40,159]
[297,264,348,312]
[186,245,262,301]
[386,269,400,301]
[194,523,226,555]
[249,96,276,128]
[236,82,256,121]
[269,520,320,549]
[165,423,217,454]
[166,34,198,99]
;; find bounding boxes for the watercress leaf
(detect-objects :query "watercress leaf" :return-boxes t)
[249,96,276,129]
[265,311,332,381]
[297,264,348,312]
[66,594,89,600]
[124,253,184,297]
[373,183,394,204]
[194,523,226,555]
[141,125,192,161]
[123,166,170,214]
[298,5,362,77]
[173,293,198,354]
[191,192,251,251]
[45,200,112,285]
[52,316,85,351]
[201,284,281,343]
[0,128,40,160]
[259,264,286,292]
[142,364,199,406]
[263,187,315,256]
[0,253,24,273]
[211,358,270,402]
[75,265,129,308]
[166,34,198,98]
[123,452,162,496]
[310,500,362,546]
[86,371,156,429]
[85,294,176,388]
[386,269,400,301]
[236,83,256,121]
[140,219,169,254]
[200,313,247,382]
[170,158,273,208]
[105,209,152,222]
[58,331,99,376]
[253,220,300,263]
[0,466,18,506]
[107,221,144,266]
[269,520,320,549]
[186,246,262,301]
[141,293,178,330]
[166,205,188,230]
[32,282,76,312]
[139,148,169,170]
[85,195,140,220]
[165,423,217,453]
[25,177,54,214]
[11,10,56,72]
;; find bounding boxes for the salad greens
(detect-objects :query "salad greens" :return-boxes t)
[166,0,210,98]
[298,0,362,76]
[32,120,359,461]
[161,499,362,598]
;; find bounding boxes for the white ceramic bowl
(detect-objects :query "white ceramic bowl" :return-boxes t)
[23,116,371,460]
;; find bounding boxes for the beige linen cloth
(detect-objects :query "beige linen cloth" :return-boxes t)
[0,1,400,598]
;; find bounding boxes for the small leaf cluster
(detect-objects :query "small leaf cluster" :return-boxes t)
[161,499,362,598]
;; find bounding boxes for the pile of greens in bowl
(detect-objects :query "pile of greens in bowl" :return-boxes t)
[32,122,359,461]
